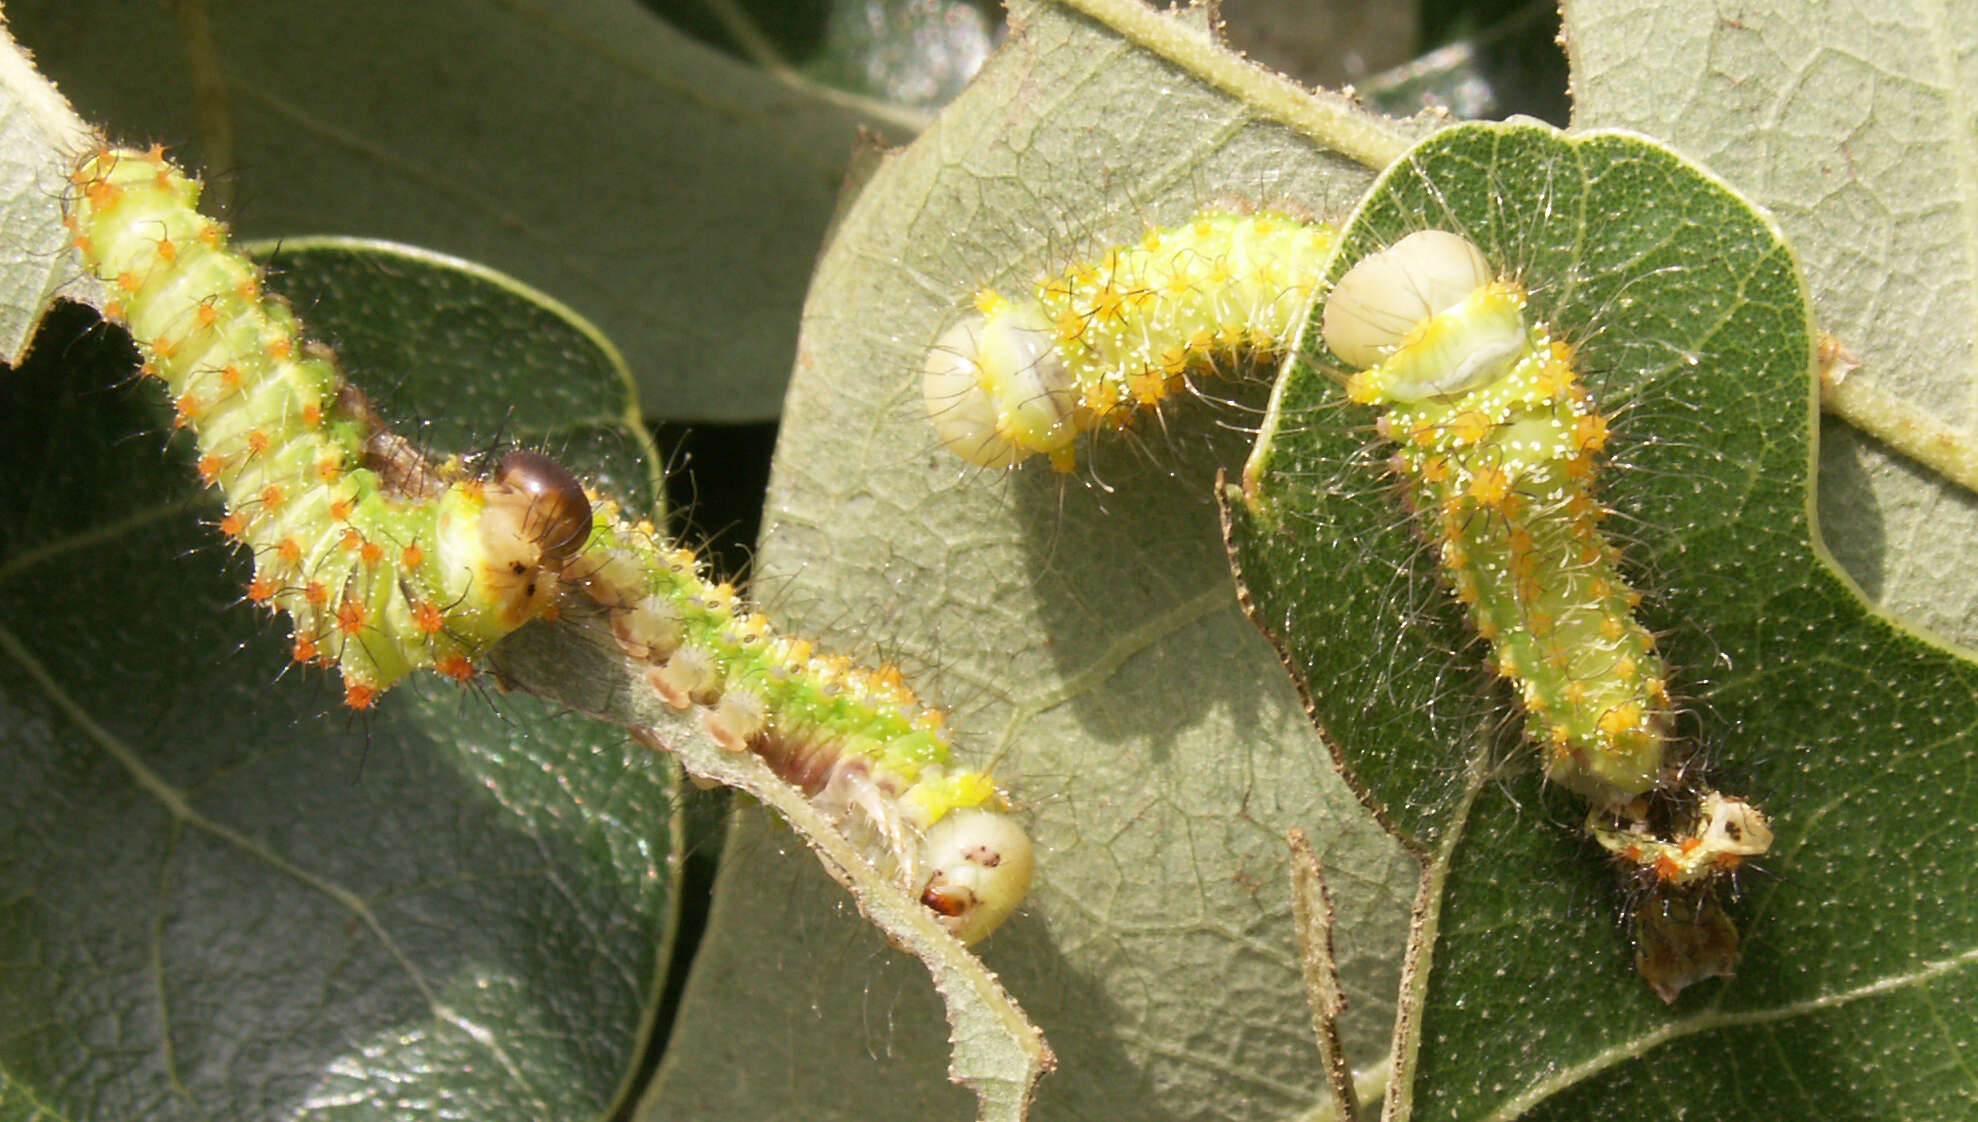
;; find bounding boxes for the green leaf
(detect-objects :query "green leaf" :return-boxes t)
[639,4,1426,1119]
[0,244,678,1121]
[6,0,902,422]
[1564,0,1978,650]
[1232,119,1978,1122]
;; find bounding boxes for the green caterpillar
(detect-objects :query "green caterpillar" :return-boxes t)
[64,146,576,709]
[923,207,1335,471]
[64,145,1032,945]
[573,506,1032,943]
[1321,229,1773,1001]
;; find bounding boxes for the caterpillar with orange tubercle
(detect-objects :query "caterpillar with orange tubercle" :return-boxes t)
[63,144,1032,945]
[923,206,1336,471]
[570,508,1033,943]
[63,145,581,709]
[1320,229,1773,1001]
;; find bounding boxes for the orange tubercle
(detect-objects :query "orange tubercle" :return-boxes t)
[335,599,367,635]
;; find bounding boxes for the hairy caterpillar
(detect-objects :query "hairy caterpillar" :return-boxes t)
[63,146,581,709]
[63,144,1032,944]
[922,206,1335,471]
[1320,229,1773,1001]
[571,510,1033,944]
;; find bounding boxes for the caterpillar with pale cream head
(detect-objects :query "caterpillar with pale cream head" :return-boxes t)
[1321,228,1772,1001]
[923,207,1335,471]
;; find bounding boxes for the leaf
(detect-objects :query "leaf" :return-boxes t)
[1563,0,1978,649]
[638,3,1428,1119]
[0,15,93,364]
[786,0,998,113]
[0,243,678,1121]
[5,0,903,422]
[1231,119,1978,1122]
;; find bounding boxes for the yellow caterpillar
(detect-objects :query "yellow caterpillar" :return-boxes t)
[923,208,1334,471]
[65,144,1033,945]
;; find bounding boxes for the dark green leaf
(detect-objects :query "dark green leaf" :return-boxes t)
[1566,0,1978,651]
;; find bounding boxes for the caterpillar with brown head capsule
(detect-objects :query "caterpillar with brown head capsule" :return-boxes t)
[1320,228,1773,1002]
[63,144,588,709]
[63,143,1033,945]
[922,207,1337,471]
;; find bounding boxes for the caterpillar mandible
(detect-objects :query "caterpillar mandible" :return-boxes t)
[1321,229,1773,1002]
[62,144,1033,945]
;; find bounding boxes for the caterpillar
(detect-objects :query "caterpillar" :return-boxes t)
[1319,229,1773,1001]
[62,144,1032,945]
[922,206,1335,471]
[571,509,1033,944]
[62,146,581,710]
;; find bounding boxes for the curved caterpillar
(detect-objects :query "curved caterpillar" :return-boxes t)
[63,145,1032,945]
[63,146,581,709]
[923,207,1335,471]
[1321,230,1773,1001]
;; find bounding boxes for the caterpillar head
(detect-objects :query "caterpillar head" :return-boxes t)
[917,808,1035,945]
[1695,792,1773,862]
[494,450,595,569]
[1321,230,1529,402]
[439,450,593,626]
[922,304,1075,469]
